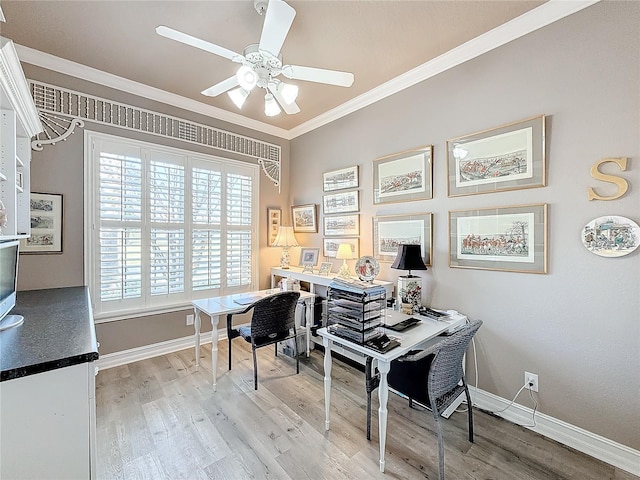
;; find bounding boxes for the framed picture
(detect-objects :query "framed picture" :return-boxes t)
[373,213,432,265]
[447,115,546,197]
[291,204,318,233]
[449,203,548,273]
[373,145,433,204]
[581,215,640,258]
[323,165,359,192]
[323,190,359,214]
[318,262,333,276]
[299,248,320,266]
[267,207,281,246]
[323,237,359,258]
[323,214,360,236]
[20,192,63,254]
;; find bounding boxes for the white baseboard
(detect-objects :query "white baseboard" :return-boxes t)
[96,330,227,370]
[470,387,640,477]
[97,339,639,477]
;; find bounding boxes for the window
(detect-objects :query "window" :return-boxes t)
[86,132,259,319]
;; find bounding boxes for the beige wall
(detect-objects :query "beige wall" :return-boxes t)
[18,64,289,353]
[289,3,640,450]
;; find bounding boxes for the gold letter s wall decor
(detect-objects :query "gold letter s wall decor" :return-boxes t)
[588,157,629,201]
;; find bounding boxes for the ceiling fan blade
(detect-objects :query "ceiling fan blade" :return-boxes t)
[156,26,244,62]
[268,84,300,115]
[258,0,296,57]
[281,65,354,87]
[201,76,239,97]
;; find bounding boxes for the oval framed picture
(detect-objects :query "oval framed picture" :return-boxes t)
[355,256,380,282]
[581,216,639,257]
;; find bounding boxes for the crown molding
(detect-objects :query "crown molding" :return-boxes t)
[14,44,291,140]
[288,0,599,139]
[13,0,598,141]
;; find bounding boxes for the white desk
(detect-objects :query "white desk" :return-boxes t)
[270,266,394,297]
[192,289,315,390]
[317,311,467,473]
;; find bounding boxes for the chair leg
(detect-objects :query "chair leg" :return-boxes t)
[275,342,278,357]
[409,398,414,408]
[464,383,474,443]
[294,336,299,374]
[365,357,373,440]
[253,346,258,390]
[431,396,445,480]
[228,337,232,371]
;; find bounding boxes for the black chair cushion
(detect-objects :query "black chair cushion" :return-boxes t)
[237,325,291,346]
[388,350,434,406]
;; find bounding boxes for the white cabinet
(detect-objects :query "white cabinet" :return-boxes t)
[0,362,97,480]
[0,36,43,240]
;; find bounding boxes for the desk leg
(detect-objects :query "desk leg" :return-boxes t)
[322,336,333,430]
[210,315,220,391]
[377,361,391,473]
[305,298,312,357]
[194,308,201,370]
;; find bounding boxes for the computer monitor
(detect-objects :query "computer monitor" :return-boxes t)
[0,239,24,331]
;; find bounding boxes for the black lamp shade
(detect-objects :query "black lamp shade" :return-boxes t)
[390,244,428,271]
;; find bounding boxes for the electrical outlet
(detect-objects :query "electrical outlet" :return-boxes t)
[186,314,194,326]
[525,372,539,392]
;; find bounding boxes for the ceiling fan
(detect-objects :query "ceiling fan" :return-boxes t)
[156,0,355,117]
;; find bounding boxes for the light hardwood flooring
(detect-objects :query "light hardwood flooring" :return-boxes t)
[96,341,638,479]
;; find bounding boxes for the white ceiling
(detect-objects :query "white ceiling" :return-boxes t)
[1,1,595,138]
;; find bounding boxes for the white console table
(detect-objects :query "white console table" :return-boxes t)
[270,266,394,297]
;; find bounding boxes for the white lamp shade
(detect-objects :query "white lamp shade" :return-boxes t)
[272,226,299,248]
[336,243,353,260]
[227,87,249,109]
[278,82,299,105]
[236,65,258,91]
[264,93,281,117]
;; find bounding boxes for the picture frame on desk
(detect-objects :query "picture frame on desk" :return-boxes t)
[299,248,320,266]
[318,262,333,276]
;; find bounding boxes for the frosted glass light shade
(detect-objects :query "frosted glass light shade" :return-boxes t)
[227,87,249,109]
[278,82,298,105]
[264,93,281,117]
[236,65,258,91]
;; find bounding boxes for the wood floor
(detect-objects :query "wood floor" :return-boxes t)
[96,341,637,480]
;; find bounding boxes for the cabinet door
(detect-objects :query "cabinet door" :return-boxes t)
[0,363,92,479]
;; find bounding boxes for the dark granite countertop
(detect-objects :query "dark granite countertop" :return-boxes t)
[0,286,99,381]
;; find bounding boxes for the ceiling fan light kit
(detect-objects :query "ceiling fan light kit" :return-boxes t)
[264,93,281,117]
[156,0,354,117]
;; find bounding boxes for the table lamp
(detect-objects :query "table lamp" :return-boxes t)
[272,226,299,269]
[390,244,428,311]
[336,243,353,279]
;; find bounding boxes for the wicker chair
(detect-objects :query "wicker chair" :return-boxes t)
[366,319,482,480]
[226,291,301,390]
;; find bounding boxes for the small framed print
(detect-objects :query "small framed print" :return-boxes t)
[373,145,433,204]
[20,192,63,254]
[323,190,359,214]
[318,262,333,276]
[449,203,547,273]
[323,214,359,236]
[373,213,432,265]
[299,248,320,266]
[447,115,546,197]
[291,204,318,233]
[323,237,359,258]
[323,165,359,192]
[267,207,282,246]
